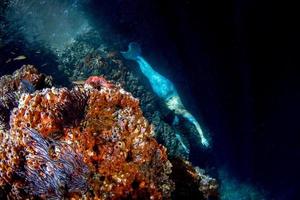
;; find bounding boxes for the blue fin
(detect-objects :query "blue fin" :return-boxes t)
[121,42,142,60]
[20,79,35,93]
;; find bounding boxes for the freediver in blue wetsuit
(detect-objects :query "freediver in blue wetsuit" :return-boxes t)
[121,42,209,147]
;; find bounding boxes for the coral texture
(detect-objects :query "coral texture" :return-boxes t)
[0,64,52,96]
[170,157,219,199]
[58,30,189,158]
[0,65,53,130]
[0,75,174,199]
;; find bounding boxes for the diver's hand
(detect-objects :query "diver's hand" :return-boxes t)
[201,138,209,147]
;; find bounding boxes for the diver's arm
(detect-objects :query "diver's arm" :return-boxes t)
[182,111,209,147]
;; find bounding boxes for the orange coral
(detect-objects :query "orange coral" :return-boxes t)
[0,65,53,187]
[0,76,174,199]
[11,87,71,138]
[0,129,20,186]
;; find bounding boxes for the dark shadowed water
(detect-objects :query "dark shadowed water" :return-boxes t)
[87,1,300,199]
[1,0,300,199]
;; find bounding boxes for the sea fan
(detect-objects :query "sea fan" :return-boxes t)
[22,127,89,199]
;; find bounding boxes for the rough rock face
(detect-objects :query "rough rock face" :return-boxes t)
[0,75,174,199]
[170,157,219,200]
[0,67,219,200]
[59,30,190,158]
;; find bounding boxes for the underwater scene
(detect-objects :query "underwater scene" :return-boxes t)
[0,0,299,199]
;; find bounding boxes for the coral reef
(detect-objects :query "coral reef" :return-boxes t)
[0,65,52,96]
[170,157,219,199]
[0,65,52,130]
[0,5,219,200]
[0,74,175,199]
[58,29,189,158]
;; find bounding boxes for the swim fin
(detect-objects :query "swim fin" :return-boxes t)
[121,42,142,60]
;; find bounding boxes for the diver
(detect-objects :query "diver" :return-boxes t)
[121,42,209,147]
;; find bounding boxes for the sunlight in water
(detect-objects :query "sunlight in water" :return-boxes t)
[5,0,91,52]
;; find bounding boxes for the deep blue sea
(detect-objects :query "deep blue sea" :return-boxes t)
[1,0,300,199]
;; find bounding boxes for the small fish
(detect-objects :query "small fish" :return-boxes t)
[13,55,27,61]
[20,79,35,93]
[72,80,85,85]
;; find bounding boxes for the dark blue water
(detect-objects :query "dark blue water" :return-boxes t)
[86,0,300,199]
[1,0,300,199]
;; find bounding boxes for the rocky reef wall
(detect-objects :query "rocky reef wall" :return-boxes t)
[0,66,218,199]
